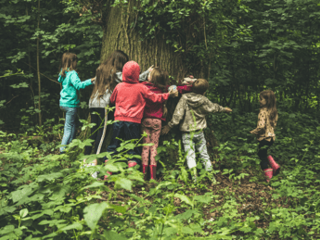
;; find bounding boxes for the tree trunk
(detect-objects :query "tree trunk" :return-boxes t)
[100,1,187,80]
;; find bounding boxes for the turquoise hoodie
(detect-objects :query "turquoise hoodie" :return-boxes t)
[58,70,92,108]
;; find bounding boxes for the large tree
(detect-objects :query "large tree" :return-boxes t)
[80,0,232,80]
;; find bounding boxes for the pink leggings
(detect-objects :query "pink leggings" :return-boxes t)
[141,118,161,166]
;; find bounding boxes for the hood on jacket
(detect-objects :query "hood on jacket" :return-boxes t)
[122,61,140,83]
[184,92,206,108]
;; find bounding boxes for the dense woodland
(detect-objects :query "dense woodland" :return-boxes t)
[1,0,320,239]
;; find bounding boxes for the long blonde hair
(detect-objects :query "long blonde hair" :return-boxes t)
[260,90,278,126]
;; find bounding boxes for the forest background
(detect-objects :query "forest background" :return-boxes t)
[1,0,320,239]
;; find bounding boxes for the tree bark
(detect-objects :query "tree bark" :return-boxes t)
[100,1,187,80]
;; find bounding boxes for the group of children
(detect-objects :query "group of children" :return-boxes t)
[58,50,280,183]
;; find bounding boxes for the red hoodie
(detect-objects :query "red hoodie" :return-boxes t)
[110,61,170,124]
[141,82,192,121]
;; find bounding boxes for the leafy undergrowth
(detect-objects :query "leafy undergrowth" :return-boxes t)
[1,110,320,239]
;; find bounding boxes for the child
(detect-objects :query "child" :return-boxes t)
[250,90,280,182]
[141,68,193,180]
[101,50,151,84]
[58,52,95,153]
[162,78,232,181]
[105,61,178,177]
[85,50,152,157]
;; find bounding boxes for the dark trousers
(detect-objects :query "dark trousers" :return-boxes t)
[106,121,141,164]
[84,108,106,155]
[258,139,274,170]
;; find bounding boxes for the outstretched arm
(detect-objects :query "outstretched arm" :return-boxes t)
[203,100,227,113]
[70,72,93,90]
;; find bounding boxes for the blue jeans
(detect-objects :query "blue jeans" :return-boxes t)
[60,106,77,152]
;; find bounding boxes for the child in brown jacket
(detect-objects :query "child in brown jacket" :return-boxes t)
[162,78,232,181]
[250,90,280,182]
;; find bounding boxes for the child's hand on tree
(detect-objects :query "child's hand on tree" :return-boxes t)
[161,125,171,135]
[224,107,232,113]
[148,65,154,72]
[169,89,178,98]
[91,77,96,83]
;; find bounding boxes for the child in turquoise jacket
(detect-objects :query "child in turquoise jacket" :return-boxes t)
[58,52,94,153]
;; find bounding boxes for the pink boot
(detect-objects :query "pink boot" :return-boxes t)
[104,160,112,180]
[264,168,273,183]
[150,165,156,180]
[267,155,280,176]
[142,164,148,180]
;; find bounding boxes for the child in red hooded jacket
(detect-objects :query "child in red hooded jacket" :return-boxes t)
[140,67,192,180]
[105,61,178,177]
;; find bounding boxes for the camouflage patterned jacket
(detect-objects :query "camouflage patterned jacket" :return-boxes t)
[168,92,226,132]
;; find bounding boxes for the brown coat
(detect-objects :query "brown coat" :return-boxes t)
[168,92,226,132]
[251,107,277,141]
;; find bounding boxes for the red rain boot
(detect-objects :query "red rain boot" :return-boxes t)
[264,168,273,183]
[267,155,280,176]
[142,164,148,180]
[104,159,112,180]
[150,165,157,180]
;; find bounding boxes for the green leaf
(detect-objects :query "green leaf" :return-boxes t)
[19,209,28,218]
[115,178,132,191]
[60,222,83,231]
[193,192,213,204]
[174,193,193,207]
[82,181,104,190]
[37,172,63,182]
[175,209,198,220]
[110,204,127,214]
[11,186,34,203]
[83,202,110,230]
[103,230,127,240]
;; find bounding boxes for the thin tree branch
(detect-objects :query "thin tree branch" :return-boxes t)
[6,95,19,105]
[22,61,60,84]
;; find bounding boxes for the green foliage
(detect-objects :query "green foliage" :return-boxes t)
[1,107,320,239]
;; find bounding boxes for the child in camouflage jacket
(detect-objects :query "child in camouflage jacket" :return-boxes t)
[162,78,232,181]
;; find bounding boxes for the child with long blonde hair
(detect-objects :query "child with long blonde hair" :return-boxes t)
[250,90,280,182]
